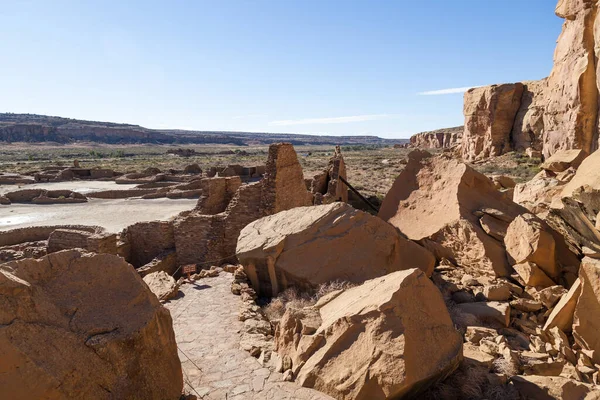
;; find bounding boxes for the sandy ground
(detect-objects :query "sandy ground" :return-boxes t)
[0,181,138,195]
[0,181,197,232]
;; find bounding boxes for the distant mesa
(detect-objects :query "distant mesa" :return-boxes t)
[0,113,403,146]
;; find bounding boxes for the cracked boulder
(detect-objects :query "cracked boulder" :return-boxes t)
[0,249,183,399]
[237,202,435,297]
[378,151,526,277]
[274,269,463,400]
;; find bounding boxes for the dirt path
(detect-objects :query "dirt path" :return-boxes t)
[165,273,332,400]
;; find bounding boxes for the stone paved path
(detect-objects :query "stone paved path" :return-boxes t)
[165,273,333,400]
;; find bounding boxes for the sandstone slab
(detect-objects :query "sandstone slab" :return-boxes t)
[275,269,463,400]
[237,202,435,297]
[378,151,526,277]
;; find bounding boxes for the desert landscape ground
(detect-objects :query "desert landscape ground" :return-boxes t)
[4,1,600,400]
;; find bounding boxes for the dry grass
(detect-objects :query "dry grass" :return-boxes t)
[472,151,541,183]
[445,300,478,335]
[492,356,519,376]
[263,280,354,321]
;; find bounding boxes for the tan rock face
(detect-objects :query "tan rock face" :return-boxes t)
[461,83,524,161]
[513,261,556,288]
[378,151,526,277]
[237,202,435,297]
[274,269,463,400]
[573,257,600,364]
[409,126,463,149]
[511,79,547,153]
[143,271,180,301]
[543,0,598,158]
[462,0,600,160]
[541,149,587,172]
[0,250,183,399]
[561,147,600,198]
[513,171,563,215]
[504,213,558,278]
[544,278,582,332]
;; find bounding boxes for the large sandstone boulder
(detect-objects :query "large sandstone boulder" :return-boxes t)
[504,213,558,279]
[378,151,526,277]
[541,149,586,173]
[544,278,581,332]
[237,202,435,297]
[573,257,600,364]
[461,83,524,161]
[547,151,600,254]
[275,269,463,400]
[560,147,600,198]
[0,249,183,399]
[513,170,564,216]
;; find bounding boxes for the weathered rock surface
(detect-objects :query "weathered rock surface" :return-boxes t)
[275,269,463,400]
[461,83,524,160]
[143,271,180,301]
[505,213,558,278]
[514,170,564,216]
[237,202,435,297]
[460,0,600,160]
[541,149,586,173]
[408,126,463,149]
[544,278,581,332]
[378,151,526,277]
[511,79,547,153]
[513,261,556,288]
[560,146,600,198]
[573,257,600,364]
[0,249,183,399]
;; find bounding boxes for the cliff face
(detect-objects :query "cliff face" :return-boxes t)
[462,0,600,161]
[409,126,463,149]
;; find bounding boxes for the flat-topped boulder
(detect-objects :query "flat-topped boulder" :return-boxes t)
[541,149,586,173]
[0,249,183,399]
[275,269,463,399]
[237,202,435,297]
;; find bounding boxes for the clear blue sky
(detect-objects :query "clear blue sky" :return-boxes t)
[0,0,562,138]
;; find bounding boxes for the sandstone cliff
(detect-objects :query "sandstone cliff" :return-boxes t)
[408,126,463,149]
[462,0,600,161]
